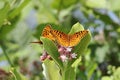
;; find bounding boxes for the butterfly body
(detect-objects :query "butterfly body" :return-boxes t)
[51,29,69,47]
[42,25,88,47]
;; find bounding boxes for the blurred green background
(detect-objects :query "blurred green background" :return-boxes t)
[0,0,120,80]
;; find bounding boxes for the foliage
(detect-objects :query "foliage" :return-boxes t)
[0,0,120,80]
[102,66,120,80]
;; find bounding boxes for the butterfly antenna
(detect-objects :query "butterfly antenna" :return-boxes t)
[30,41,43,44]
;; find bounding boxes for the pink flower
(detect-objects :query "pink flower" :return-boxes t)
[66,47,72,52]
[40,51,52,61]
[59,54,68,62]
[58,46,65,54]
[58,45,77,62]
[40,56,46,61]
[40,45,77,62]
[70,53,77,58]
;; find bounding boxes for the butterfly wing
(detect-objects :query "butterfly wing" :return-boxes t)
[50,30,69,47]
[42,25,55,41]
[69,30,88,47]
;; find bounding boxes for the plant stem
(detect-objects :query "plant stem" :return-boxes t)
[62,70,66,80]
[1,44,14,67]
[61,63,67,80]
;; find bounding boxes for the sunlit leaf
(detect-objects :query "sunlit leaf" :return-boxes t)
[69,22,84,34]
[42,60,61,80]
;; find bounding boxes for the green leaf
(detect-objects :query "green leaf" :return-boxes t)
[0,2,10,27]
[63,67,76,80]
[43,60,61,80]
[0,18,18,40]
[72,56,82,68]
[40,37,63,69]
[69,22,84,34]
[87,62,97,79]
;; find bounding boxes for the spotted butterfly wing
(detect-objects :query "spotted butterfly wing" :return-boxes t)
[42,25,55,41]
[69,30,88,47]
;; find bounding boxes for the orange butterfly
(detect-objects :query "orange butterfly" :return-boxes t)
[42,25,88,47]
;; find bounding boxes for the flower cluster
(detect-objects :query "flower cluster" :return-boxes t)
[40,45,77,62]
[40,51,52,61]
[58,46,77,62]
